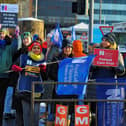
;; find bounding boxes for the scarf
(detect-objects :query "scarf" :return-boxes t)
[28,51,44,61]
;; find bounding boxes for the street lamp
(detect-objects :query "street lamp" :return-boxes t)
[35,0,38,18]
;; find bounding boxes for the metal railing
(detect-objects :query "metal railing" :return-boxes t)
[31,81,126,126]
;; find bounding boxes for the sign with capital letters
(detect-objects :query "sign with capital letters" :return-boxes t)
[75,105,89,126]
[55,104,68,126]
[93,48,119,67]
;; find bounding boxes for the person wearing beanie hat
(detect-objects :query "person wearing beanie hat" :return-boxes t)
[101,32,117,49]
[21,32,32,47]
[46,38,74,126]
[11,39,46,126]
[72,40,87,57]
[89,32,125,126]
[28,41,42,52]
[62,38,72,49]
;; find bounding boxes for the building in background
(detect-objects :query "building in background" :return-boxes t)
[1,0,126,25]
[18,0,32,17]
[32,0,78,32]
[77,0,126,25]
[31,0,126,31]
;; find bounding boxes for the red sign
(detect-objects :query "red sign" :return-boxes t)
[75,105,89,126]
[93,48,119,67]
[99,26,114,35]
[55,104,68,126]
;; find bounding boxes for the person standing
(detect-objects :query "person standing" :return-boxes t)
[46,38,74,126]
[0,28,18,125]
[90,32,125,126]
[12,40,46,126]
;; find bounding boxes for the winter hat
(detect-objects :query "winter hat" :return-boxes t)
[72,40,87,57]
[22,32,32,40]
[32,34,39,41]
[102,32,117,49]
[102,32,117,45]
[28,41,42,52]
[62,39,72,49]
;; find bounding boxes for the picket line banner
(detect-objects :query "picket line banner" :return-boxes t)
[75,105,89,126]
[55,104,68,126]
[93,48,119,67]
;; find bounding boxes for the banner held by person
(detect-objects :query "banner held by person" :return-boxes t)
[57,55,95,99]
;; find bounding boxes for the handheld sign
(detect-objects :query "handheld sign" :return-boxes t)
[75,105,89,126]
[55,104,68,126]
[93,48,118,67]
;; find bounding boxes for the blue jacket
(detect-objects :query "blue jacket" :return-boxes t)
[17,54,45,93]
[0,36,18,78]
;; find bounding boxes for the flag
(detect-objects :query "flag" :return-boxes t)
[51,24,63,48]
[56,55,95,97]
[71,26,76,42]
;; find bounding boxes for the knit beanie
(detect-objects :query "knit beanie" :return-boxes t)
[21,32,32,40]
[72,40,86,57]
[102,32,117,45]
[102,32,117,49]
[62,39,72,49]
[28,41,42,52]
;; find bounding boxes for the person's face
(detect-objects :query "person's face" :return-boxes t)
[31,45,41,55]
[101,38,110,48]
[63,46,72,56]
[0,32,6,40]
[23,37,32,47]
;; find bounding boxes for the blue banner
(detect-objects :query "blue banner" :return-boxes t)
[56,55,95,97]
[51,24,63,48]
[97,87,125,126]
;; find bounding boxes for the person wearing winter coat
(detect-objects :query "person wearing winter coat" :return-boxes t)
[0,28,18,125]
[90,32,125,126]
[11,32,33,126]
[12,40,46,126]
[46,38,74,126]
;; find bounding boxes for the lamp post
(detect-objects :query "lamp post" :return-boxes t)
[35,0,38,18]
[89,0,94,44]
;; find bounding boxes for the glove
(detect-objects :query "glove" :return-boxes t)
[11,65,22,72]
[39,64,46,72]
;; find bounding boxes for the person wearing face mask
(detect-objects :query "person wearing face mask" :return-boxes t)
[0,28,18,125]
[11,40,46,126]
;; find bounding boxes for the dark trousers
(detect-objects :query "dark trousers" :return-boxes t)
[0,78,9,126]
